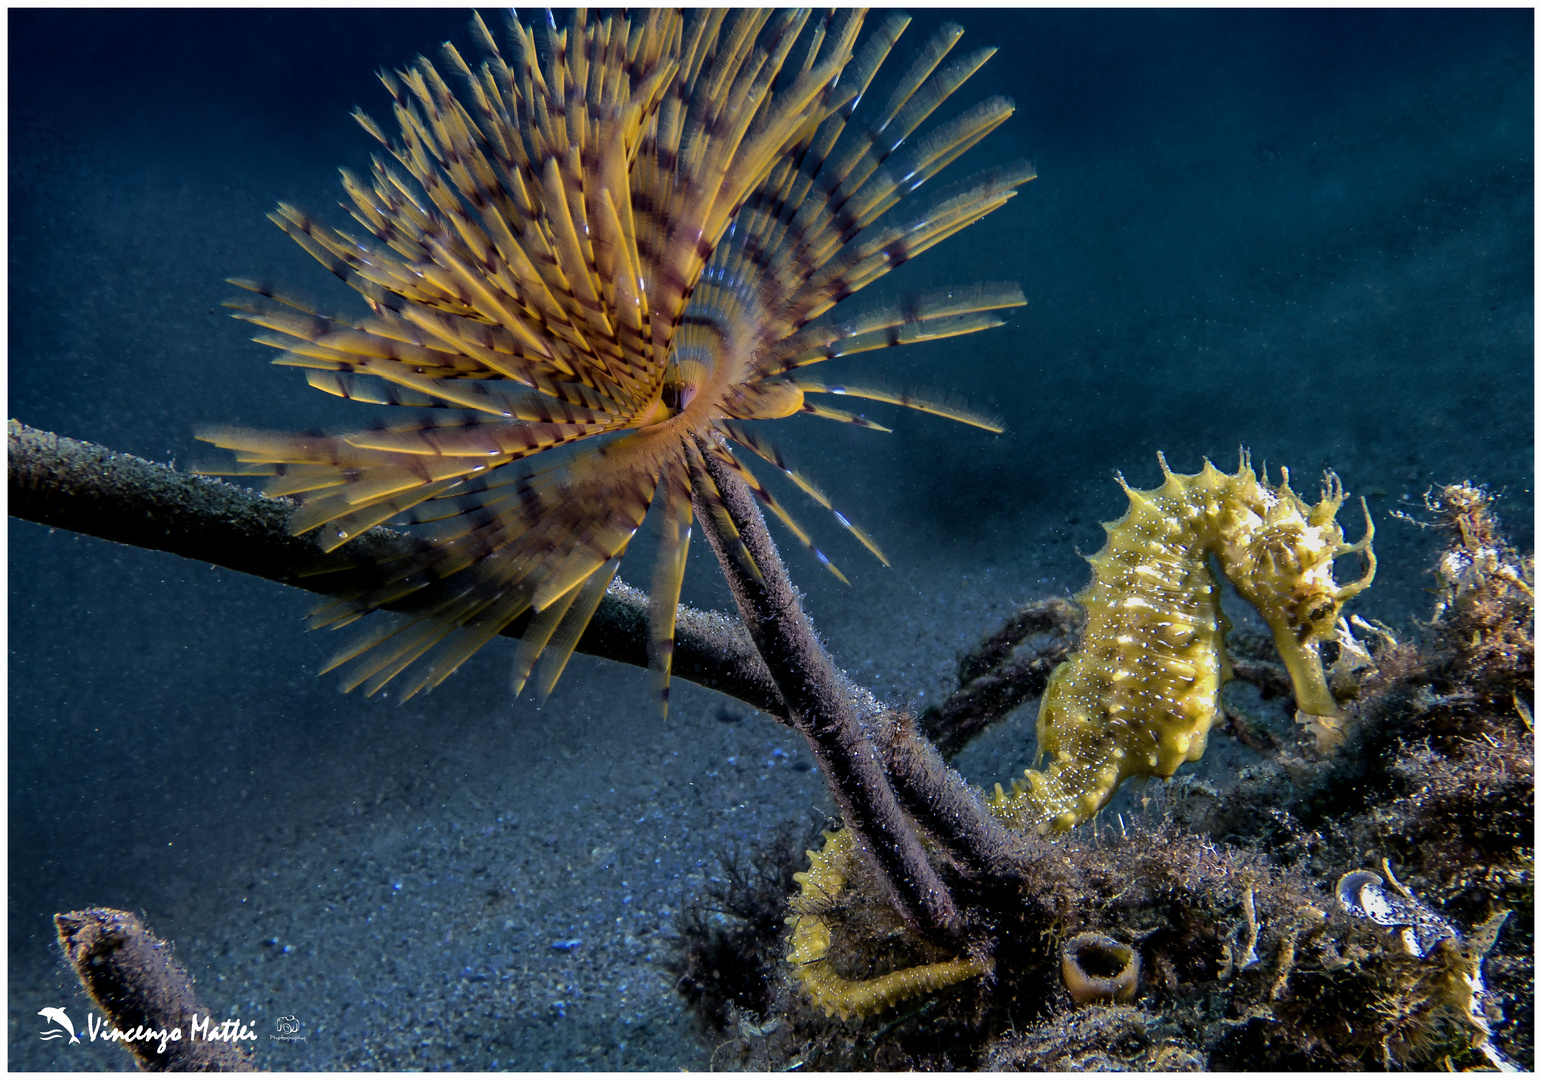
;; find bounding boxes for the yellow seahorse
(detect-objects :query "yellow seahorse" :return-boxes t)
[788,451,1376,1019]
[989,451,1375,833]
[785,828,993,1021]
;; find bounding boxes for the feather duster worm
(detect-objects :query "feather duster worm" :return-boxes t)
[198,9,1032,710]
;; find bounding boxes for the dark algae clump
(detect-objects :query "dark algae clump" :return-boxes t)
[667,824,811,1037]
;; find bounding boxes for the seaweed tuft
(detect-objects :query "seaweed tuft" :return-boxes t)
[668,822,814,1036]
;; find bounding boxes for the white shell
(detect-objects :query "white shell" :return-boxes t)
[1335,869,1455,958]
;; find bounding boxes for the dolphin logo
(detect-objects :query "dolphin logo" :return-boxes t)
[38,1007,79,1044]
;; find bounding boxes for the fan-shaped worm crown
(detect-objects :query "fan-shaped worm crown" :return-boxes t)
[198,9,1032,711]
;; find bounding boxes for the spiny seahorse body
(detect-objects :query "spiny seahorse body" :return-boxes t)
[787,452,1375,1021]
[990,452,1375,834]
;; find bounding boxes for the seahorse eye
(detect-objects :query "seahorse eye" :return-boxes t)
[1290,590,1340,639]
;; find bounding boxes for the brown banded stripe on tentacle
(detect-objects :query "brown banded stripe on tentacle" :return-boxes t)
[673,22,1028,559]
[762,283,1026,374]
[792,381,1002,433]
[717,420,889,566]
[791,163,1036,331]
[699,25,1030,368]
[697,437,851,584]
[786,42,1010,275]
[342,431,670,701]
[721,13,902,302]
[764,23,972,283]
[794,401,893,431]
[685,435,762,584]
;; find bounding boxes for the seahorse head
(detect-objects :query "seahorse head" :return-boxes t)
[1220,464,1376,717]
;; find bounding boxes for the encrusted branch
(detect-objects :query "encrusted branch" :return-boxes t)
[691,436,961,940]
[876,709,1022,876]
[11,420,1023,930]
[920,597,1082,759]
[7,420,786,717]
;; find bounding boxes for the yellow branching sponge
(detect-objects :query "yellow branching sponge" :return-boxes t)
[785,829,992,1021]
[990,452,1376,833]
